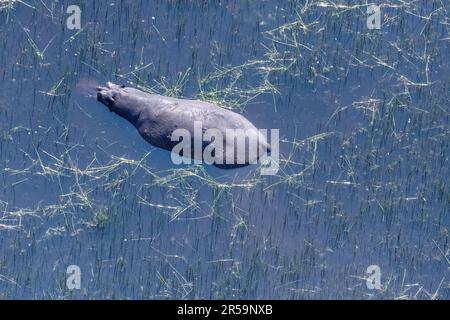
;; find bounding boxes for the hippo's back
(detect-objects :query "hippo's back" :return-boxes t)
[137,93,256,133]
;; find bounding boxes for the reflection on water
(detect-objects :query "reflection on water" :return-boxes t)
[0,1,449,299]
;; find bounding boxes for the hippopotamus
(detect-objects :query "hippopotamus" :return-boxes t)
[96,82,270,168]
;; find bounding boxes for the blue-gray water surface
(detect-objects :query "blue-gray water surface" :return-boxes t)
[0,0,449,299]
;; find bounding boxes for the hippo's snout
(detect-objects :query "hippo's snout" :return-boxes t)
[96,89,104,103]
[97,86,116,111]
[96,87,108,103]
[97,82,124,102]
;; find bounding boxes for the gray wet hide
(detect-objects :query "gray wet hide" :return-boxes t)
[97,82,271,168]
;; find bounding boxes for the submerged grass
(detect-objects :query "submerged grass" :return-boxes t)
[0,0,448,299]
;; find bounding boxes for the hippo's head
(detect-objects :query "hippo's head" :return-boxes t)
[97,82,125,111]
[96,82,142,124]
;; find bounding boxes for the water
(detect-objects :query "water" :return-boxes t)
[0,0,449,299]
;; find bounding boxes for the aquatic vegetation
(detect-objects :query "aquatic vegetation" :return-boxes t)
[0,0,448,299]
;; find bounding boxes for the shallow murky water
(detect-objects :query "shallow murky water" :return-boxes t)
[0,0,449,299]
